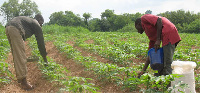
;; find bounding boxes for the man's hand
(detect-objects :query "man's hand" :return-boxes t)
[154,40,161,52]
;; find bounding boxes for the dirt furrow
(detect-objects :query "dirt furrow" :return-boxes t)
[0,41,59,93]
[46,41,125,93]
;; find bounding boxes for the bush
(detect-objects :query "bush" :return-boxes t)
[180,19,200,33]
[42,24,90,34]
[117,23,137,32]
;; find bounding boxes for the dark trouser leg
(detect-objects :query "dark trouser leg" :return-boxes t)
[160,42,175,75]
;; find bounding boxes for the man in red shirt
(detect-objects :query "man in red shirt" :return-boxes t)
[135,14,181,77]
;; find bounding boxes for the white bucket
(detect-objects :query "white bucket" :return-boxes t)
[171,61,197,93]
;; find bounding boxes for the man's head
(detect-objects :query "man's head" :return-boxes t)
[34,14,44,27]
[135,18,144,34]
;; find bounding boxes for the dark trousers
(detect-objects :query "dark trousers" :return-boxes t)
[156,42,175,76]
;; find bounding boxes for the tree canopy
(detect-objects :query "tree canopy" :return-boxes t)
[0,0,199,34]
[48,9,143,32]
[48,11,84,27]
[83,13,91,28]
[0,0,40,22]
[157,9,200,33]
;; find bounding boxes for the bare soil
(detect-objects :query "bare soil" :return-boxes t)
[0,41,127,93]
[0,41,59,93]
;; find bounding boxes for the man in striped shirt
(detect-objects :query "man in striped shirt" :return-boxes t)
[5,14,48,90]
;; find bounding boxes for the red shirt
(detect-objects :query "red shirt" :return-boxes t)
[141,14,181,49]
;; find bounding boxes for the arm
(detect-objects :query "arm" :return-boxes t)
[154,17,162,51]
[139,40,155,76]
[137,40,154,78]
[138,56,150,78]
[156,17,162,40]
[34,26,47,63]
[142,57,150,72]
[149,40,155,50]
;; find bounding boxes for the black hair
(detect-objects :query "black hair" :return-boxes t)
[34,14,44,22]
[135,18,141,26]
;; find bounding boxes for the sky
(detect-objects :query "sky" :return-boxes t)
[0,0,200,23]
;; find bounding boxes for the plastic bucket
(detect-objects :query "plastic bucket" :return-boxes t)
[148,48,164,70]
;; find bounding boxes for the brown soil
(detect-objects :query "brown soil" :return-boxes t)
[0,41,127,93]
[48,41,126,93]
[0,41,59,93]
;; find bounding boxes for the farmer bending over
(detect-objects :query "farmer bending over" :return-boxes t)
[5,14,48,90]
[135,14,181,78]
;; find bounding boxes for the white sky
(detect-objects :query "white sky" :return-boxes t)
[0,0,200,23]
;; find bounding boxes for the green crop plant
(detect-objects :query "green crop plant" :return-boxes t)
[195,74,200,89]
[52,39,142,90]
[27,36,98,93]
[0,23,199,92]
[0,62,14,87]
[139,74,187,93]
[0,26,13,86]
[40,25,200,92]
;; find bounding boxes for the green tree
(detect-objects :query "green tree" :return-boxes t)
[88,18,101,32]
[181,19,200,33]
[0,0,20,22]
[112,13,135,31]
[83,13,91,28]
[100,9,115,31]
[49,11,65,25]
[49,11,84,27]
[0,0,40,22]
[157,9,197,26]
[145,10,152,14]
[100,18,111,31]
[101,9,115,19]
[157,9,200,32]
[19,0,40,17]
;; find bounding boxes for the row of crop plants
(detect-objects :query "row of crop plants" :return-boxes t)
[71,31,200,90]
[49,35,182,92]
[0,24,199,92]
[72,32,148,67]
[27,36,99,93]
[64,30,200,67]
[69,30,200,69]
[42,25,189,92]
[0,26,13,87]
[0,25,99,92]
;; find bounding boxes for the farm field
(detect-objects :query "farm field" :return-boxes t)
[0,25,200,92]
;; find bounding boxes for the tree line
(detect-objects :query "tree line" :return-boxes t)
[0,0,200,33]
[0,0,40,22]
